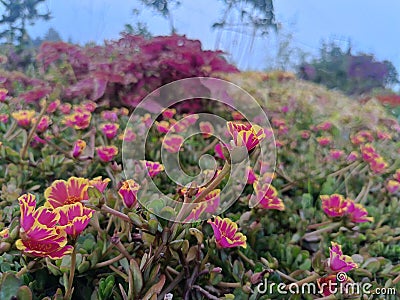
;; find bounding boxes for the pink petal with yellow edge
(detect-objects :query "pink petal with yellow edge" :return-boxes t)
[34,207,59,227]
[163,134,184,153]
[44,180,69,208]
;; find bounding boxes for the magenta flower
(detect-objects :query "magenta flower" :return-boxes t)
[227,121,266,151]
[196,189,220,214]
[199,121,214,138]
[387,180,400,194]
[46,99,60,113]
[64,110,92,130]
[72,139,86,158]
[89,176,111,193]
[156,121,171,134]
[253,182,285,211]
[16,194,73,259]
[162,108,176,119]
[321,194,349,218]
[36,116,51,133]
[0,113,8,124]
[328,242,357,273]
[329,149,344,160]
[55,202,94,237]
[346,201,374,223]
[0,88,8,102]
[96,146,118,162]
[163,134,184,153]
[118,180,140,209]
[100,123,119,139]
[101,110,119,122]
[142,160,164,177]
[207,216,247,249]
[214,143,226,159]
[316,136,332,147]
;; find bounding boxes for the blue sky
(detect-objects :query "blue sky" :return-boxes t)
[26,0,400,72]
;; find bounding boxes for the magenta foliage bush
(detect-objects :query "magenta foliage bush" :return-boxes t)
[33,34,238,108]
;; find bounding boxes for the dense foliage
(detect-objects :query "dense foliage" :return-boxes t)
[0,34,238,109]
[298,42,399,96]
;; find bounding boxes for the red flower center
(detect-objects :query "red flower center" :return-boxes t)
[65,195,81,205]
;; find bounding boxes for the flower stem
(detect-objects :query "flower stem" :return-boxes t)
[21,99,48,159]
[302,222,341,240]
[285,272,319,290]
[194,162,231,203]
[64,244,77,300]
[101,204,132,224]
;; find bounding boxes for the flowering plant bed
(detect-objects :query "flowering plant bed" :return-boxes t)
[0,37,400,300]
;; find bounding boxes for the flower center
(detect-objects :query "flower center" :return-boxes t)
[65,195,81,205]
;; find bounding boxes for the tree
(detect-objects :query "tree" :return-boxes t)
[298,41,399,95]
[0,0,51,46]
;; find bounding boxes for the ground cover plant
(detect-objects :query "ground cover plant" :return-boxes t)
[0,35,400,300]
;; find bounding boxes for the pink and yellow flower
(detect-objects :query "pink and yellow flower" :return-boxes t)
[89,176,111,193]
[227,121,266,151]
[156,121,171,133]
[142,160,165,177]
[11,110,35,127]
[316,121,332,131]
[55,202,94,237]
[162,108,176,119]
[387,180,400,194]
[246,167,257,184]
[119,128,136,142]
[351,130,374,145]
[142,113,153,128]
[163,134,184,153]
[320,194,373,223]
[214,143,226,159]
[328,242,357,273]
[377,131,391,140]
[45,177,89,208]
[369,156,387,174]
[196,189,220,214]
[0,88,8,102]
[101,110,118,122]
[0,113,8,124]
[329,149,344,160]
[72,139,86,158]
[347,151,359,162]
[118,180,140,209]
[82,100,97,112]
[316,136,332,147]
[185,203,207,222]
[346,201,374,223]
[393,169,400,182]
[96,145,118,162]
[35,115,52,133]
[253,182,285,211]
[207,216,247,249]
[300,130,311,139]
[0,228,9,239]
[199,121,214,138]
[321,194,349,218]
[63,110,92,129]
[16,194,73,259]
[46,99,60,113]
[59,103,72,114]
[100,123,119,139]
[231,111,244,120]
